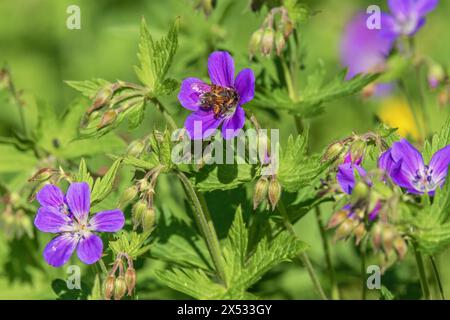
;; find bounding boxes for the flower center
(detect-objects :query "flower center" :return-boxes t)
[395,14,418,35]
[412,165,437,192]
[200,84,239,119]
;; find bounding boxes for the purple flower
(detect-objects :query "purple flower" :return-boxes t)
[341,13,394,81]
[178,51,255,140]
[379,138,450,194]
[34,182,125,267]
[381,0,439,39]
[337,161,380,220]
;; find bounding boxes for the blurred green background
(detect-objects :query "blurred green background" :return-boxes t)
[1,0,450,299]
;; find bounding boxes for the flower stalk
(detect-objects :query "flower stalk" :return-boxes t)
[413,242,431,300]
[176,170,228,285]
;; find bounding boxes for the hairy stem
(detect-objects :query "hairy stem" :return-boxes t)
[360,239,367,300]
[176,170,228,285]
[430,255,446,300]
[315,206,339,299]
[413,243,431,300]
[278,201,328,300]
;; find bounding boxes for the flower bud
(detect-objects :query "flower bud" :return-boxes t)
[127,140,146,157]
[28,168,53,182]
[0,68,11,90]
[261,28,275,56]
[88,86,114,114]
[114,276,127,300]
[353,222,366,245]
[427,63,445,89]
[274,31,286,56]
[253,177,269,210]
[381,225,396,255]
[350,139,365,164]
[142,207,156,232]
[333,218,358,242]
[438,87,449,107]
[249,29,264,58]
[326,210,348,229]
[362,83,376,99]
[371,223,383,251]
[268,178,281,211]
[104,274,115,300]
[281,19,294,38]
[125,267,136,296]
[98,110,117,129]
[350,181,369,205]
[393,236,408,260]
[119,186,138,206]
[132,200,147,228]
[322,141,346,162]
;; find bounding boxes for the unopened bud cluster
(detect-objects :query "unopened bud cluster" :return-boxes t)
[104,253,136,300]
[321,132,387,165]
[253,176,281,211]
[0,195,33,240]
[84,81,146,130]
[249,6,294,58]
[27,166,73,202]
[120,166,162,232]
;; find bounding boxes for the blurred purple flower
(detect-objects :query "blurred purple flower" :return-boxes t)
[34,182,125,267]
[381,0,439,39]
[341,13,394,80]
[337,159,380,220]
[379,138,450,194]
[178,51,255,140]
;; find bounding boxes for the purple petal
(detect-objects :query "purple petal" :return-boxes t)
[388,0,414,15]
[34,206,73,233]
[429,145,450,185]
[337,163,366,194]
[184,110,223,140]
[77,233,103,265]
[390,139,425,179]
[178,78,210,111]
[380,13,399,40]
[66,182,91,223]
[378,149,395,173]
[221,106,245,140]
[235,68,255,105]
[340,13,394,80]
[208,51,234,87]
[36,184,64,208]
[43,234,78,267]
[89,209,125,232]
[415,0,439,16]
[368,201,382,220]
[390,158,417,190]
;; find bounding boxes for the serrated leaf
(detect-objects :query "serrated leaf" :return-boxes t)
[134,18,179,94]
[90,158,122,204]
[278,134,326,192]
[423,116,450,163]
[191,164,256,192]
[65,79,111,98]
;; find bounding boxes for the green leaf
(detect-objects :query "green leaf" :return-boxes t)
[278,134,326,192]
[109,231,152,260]
[254,67,379,118]
[88,274,103,300]
[380,286,395,300]
[90,158,122,204]
[65,79,111,98]
[134,18,179,94]
[423,116,450,163]
[155,206,308,299]
[0,144,37,173]
[190,164,256,192]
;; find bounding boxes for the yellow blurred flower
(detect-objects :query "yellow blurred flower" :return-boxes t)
[377,98,421,141]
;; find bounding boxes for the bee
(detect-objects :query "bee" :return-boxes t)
[200,85,239,119]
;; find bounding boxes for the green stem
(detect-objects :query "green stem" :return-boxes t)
[176,170,228,285]
[315,206,339,300]
[98,258,108,275]
[8,75,27,136]
[413,242,431,300]
[360,239,367,300]
[151,98,178,131]
[278,200,328,300]
[398,80,426,142]
[430,255,446,300]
